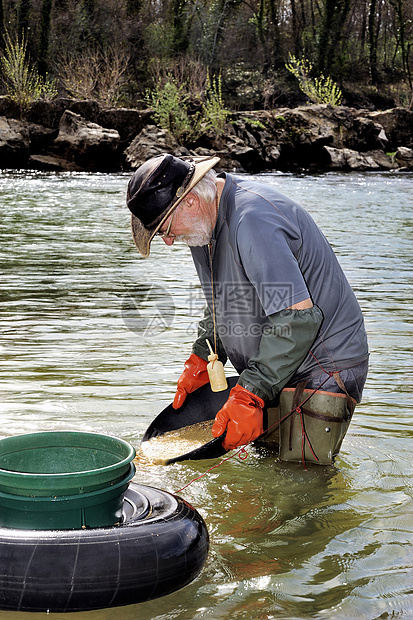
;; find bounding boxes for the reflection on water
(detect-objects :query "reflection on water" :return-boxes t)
[0,170,412,620]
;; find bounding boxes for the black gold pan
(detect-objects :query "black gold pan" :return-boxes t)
[141,376,239,464]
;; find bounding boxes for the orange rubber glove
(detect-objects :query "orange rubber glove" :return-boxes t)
[212,384,264,450]
[172,354,209,410]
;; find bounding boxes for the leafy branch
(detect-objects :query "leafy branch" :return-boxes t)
[285,54,343,106]
[0,31,57,116]
[145,69,229,143]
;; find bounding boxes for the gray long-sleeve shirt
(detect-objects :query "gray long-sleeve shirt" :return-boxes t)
[190,173,369,382]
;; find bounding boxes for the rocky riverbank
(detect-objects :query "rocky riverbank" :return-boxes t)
[1,97,412,173]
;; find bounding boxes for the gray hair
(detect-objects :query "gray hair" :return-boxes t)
[191,169,217,204]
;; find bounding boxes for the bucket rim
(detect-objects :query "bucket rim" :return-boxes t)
[0,431,136,480]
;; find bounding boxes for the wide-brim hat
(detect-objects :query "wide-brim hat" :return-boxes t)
[126,154,220,257]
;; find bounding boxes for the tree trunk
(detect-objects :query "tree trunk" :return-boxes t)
[317,0,351,75]
[0,0,4,51]
[209,0,241,65]
[290,0,300,56]
[170,0,191,56]
[368,0,379,84]
[390,0,412,87]
[268,0,282,68]
[38,0,53,76]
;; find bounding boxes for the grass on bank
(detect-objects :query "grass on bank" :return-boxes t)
[0,31,57,116]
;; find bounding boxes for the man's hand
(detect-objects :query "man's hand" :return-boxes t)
[172,354,209,409]
[212,384,264,450]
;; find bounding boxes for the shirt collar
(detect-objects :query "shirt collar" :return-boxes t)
[212,172,231,244]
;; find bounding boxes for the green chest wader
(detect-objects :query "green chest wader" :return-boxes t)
[257,377,357,465]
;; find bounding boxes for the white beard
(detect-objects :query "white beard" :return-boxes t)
[177,231,212,247]
[175,216,213,247]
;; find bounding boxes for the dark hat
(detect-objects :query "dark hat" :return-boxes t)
[126,153,220,257]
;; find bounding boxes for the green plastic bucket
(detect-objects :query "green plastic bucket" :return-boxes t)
[0,464,135,530]
[0,432,136,530]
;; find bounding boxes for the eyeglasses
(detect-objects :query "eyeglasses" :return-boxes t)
[156,211,176,238]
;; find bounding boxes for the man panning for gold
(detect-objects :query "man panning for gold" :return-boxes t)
[126,154,369,457]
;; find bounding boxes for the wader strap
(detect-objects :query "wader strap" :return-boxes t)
[292,381,308,408]
[289,374,356,427]
[289,381,308,451]
[332,371,356,417]
[299,408,346,423]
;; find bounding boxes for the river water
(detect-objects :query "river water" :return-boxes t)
[0,170,412,620]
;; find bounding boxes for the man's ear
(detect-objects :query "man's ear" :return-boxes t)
[185,193,198,208]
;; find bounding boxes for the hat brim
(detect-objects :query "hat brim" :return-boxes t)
[131,156,220,257]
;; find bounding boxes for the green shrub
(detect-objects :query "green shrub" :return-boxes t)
[285,54,342,106]
[145,74,199,142]
[245,117,265,130]
[202,71,229,134]
[0,31,57,115]
[145,68,229,144]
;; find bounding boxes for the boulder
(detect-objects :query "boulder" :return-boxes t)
[27,99,153,147]
[364,150,398,170]
[0,96,21,119]
[28,99,101,128]
[322,146,382,170]
[395,146,413,169]
[321,146,348,169]
[230,114,280,170]
[26,98,74,129]
[28,153,83,172]
[364,108,413,150]
[344,149,380,170]
[97,108,153,143]
[264,105,352,149]
[68,99,101,121]
[346,116,389,152]
[230,105,390,171]
[229,141,265,171]
[188,145,239,171]
[0,116,30,167]
[54,110,121,171]
[27,123,57,152]
[124,125,188,169]
[192,125,270,172]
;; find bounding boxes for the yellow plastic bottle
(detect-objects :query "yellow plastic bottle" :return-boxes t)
[206,340,228,392]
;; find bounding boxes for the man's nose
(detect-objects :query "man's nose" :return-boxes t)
[162,236,175,246]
